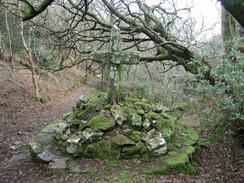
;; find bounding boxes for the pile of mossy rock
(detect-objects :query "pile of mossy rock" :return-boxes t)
[29,92,199,175]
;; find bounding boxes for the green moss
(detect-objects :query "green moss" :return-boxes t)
[147,112,160,120]
[105,159,120,167]
[70,144,84,157]
[173,143,182,148]
[122,145,140,157]
[131,113,142,129]
[41,119,62,134]
[127,131,141,142]
[143,153,151,162]
[29,119,64,158]
[88,92,108,109]
[158,117,175,141]
[74,92,108,119]
[134,101,152,112]
[111,134,136,146]
[79,167,97,175]
[137,142,147,154]
[88,115,115,131]
[144,151,195,175]
[83,140,121,160]
[161,127,173,142]
[71,119,82,126]
[83,144,97,158]
[55,139,67,153]
[76,105,94,119]
[117,172,135,183]
[64,112,76,122]
[179,124,199,146]
[183,146,195,158]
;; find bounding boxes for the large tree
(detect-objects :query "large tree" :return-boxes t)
[219,0,244,28]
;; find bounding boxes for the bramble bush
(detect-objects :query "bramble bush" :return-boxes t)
[188,49,244,128]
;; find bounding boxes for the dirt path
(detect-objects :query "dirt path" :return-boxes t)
[0,76,97,183]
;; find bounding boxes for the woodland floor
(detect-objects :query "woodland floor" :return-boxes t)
[0,75,243,183]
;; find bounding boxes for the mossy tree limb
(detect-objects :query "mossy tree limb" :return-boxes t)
[221,6,237,55]
[20,0,55,21]
[220,0,244,28]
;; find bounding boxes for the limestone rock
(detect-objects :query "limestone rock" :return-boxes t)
[148,112,160,120]
[122,145,139,156]
[88,115,115,131]
[37,150,55,163]
[66,144,77,154]
[111,134,136,146]
[82,128,103,143]
[131,114,142,129]
[54,121,69,134]
[29,119,66,161]
[137,109,144,115]
[67,134,81,144]
[111,107,126,126]
[82,128,94,142]
[78,94,86,103]
[121,142,147,156]
[142,129,167,156]
[127,131,141,142]
[153,145,167,156]
[143,118,151,130]
[48,157,69,173]
[29,142,41,156]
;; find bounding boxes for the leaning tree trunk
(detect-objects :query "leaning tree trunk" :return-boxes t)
[221,6,237,55]
[4,0,14,69]
[237,25,244,53]
[19,3,40,99]
[220,0,244,28]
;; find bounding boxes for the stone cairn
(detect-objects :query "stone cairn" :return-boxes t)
[52,92,171,160]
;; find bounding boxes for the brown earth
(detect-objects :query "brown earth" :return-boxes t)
[0,66,243,182]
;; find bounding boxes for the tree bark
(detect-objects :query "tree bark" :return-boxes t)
[220,0,244,28]
[19,3,40,99]
[221,6,237,55]
[4,0,14,68]
[21,0,55,21]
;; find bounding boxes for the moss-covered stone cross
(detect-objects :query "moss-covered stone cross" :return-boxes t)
[92,25,140,103]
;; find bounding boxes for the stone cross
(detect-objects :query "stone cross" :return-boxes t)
[92,25,140,103]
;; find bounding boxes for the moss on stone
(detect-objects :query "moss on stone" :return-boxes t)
[71,119,82,126]
[144,151,195,175]
[98,140,121,159]
[63,112,75,122]
[111,134,136,146]
[178,123,199,146]
[76,105,94,119]
[158,117,175,141]
[55,139,67,153]
[127,131,141,142]
[182,146,195,158]
[121,145,139,156]
[131,113,142,129]
[83,144,97,158]
[134,101,152,112]
[105,159,120,167]
[29,119,65,159]
[88,115,115,131]
[147,112,160,120]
